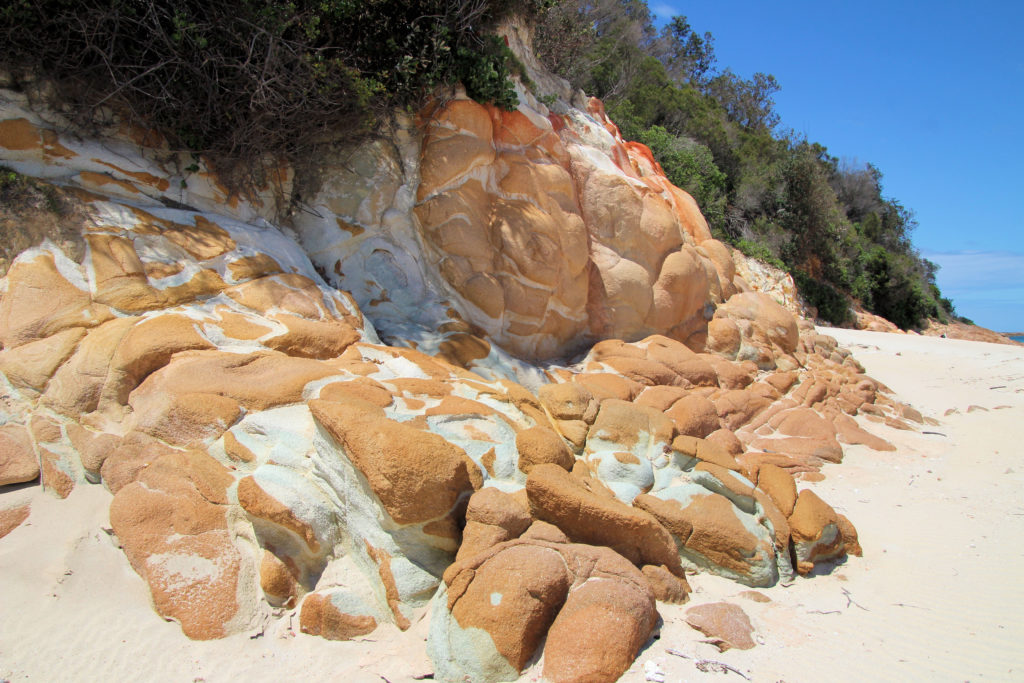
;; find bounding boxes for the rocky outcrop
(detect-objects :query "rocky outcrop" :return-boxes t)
[0,46,921,679]
[429,535,657,683]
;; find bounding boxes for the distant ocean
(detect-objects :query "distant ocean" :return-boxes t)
[1010,334,1024,343]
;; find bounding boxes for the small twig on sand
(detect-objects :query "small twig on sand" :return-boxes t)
[842,588,869,611]
[807,609,841,615]
[990,385,1006,389]
[922,431,947,436]
[892,602,932,610]
[666,648,750,680]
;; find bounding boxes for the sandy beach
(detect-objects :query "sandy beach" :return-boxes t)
[2,327,1024,682]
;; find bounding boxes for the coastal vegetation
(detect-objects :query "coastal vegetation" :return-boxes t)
[533,0,954,329]
[0,0,953,329]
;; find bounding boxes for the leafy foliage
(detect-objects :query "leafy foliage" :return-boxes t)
[0,0,544,188]
[534,0,954,329]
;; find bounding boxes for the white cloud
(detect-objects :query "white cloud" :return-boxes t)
[651,3,679,21]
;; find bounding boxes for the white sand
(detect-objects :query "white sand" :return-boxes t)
[2,328,1024,682]
[625,328,1024,682]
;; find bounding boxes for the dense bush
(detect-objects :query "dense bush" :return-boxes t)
[792,271,851,326]
[0,0,547,187]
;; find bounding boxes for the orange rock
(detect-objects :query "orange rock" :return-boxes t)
[715,291,799,355]
[206,309,273,341]
[456,487,533,563]
[635,491,775,585]
[667,394,721,438]
[104,314,215,405]
[668,357,719,387]
[225,274,329,320]
[634,385,689,412]
[765,371,798,395]
[39,448,75,499]
[310,399,480,525]
[642,564,691,604]
[437,333,491,369]
[87,233,164,312]
[537,382,597,422]
[714,389,773,431]
[707,317,741,358]
[42,317,136,417]
[588,399,674,452]
[227,253,281,282]
[158,268,227,307]
[300,590,378,641]
[0,503,30,539]
[526,463,683,575]
[750,435,843,464]
[131,390,242,448]
[449,542,571,672]
[599,355,685,388]
[259,549,299,608]
[516,426,574,474]
[574,372,641,402]
[705,428,744,456]
[830,411,895,451]
[755,464,798,517]
[542,557,657,682]
[773,407,838,441]
[788,489,845,574]
[0,327,86,395]
[98,433,178,493]
[237,476,322,555]
[836,513,862,556]
[29,414,62,443]
[263,313,360,359]
[671,435,740,471]
[702,354,756,389]
[163,215,237,261]
[685,602,756,651]
[318,377,393,407]
[0,251,109,349]
[128,351,335,412]
[0,424,39,486]
[108,450,248,639]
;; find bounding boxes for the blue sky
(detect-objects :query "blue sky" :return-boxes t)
[649,1,1024,331]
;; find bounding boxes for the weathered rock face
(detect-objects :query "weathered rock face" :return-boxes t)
[0,41,922,679]
[287,80,743,366]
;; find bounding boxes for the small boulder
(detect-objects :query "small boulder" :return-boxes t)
[788,489,846,574]
[0,424,39,486]
[300,588,380,641]
[684,602,756,651]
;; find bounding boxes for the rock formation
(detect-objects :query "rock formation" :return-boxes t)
[0,29,925,682]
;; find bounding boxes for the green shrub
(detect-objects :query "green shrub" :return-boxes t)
[633,125,727,233]
[793,270,851,325]
[0,1,542,190]
[734,238,785,270]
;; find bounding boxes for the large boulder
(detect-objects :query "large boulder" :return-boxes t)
[526,463,683,575]
[429,536,657,683]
